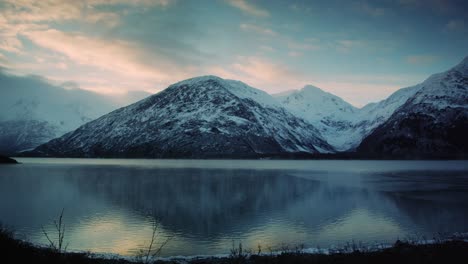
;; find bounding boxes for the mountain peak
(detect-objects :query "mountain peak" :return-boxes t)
[170,75,224,87]
[453,55,468,73]
[301,85,325,93]
[167,75,280,108]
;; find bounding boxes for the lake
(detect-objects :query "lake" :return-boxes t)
[0,158,468,257]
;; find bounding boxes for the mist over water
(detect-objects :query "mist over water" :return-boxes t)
[0,159,467,257]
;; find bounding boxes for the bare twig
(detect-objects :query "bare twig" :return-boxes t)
[42,208,67,253]
[41,226,56,250]
[144,222,158,264]
[152,234,173,258]
[141,220,173,264]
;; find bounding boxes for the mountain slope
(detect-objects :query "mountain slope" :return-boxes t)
[274,82,425,151]
[349,84,423,148]
[30,76,334,158]
[358,57,468,158]
[0,71,150,154]
[0,120,57,155]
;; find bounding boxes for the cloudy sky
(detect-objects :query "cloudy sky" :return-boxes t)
[0,0,467,106]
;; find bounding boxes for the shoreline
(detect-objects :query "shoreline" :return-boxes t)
[2,228,468,264]
[0,155,18,164]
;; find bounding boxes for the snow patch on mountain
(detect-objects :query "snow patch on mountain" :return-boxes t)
[30,76,334,158]
[0,71,150,154]
[275,82,423,151]
[357,56,468,157]
[274,85,361,151]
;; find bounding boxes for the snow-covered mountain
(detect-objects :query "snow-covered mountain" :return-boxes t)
[274,83,422,151]
[274,85,358,150]
[30,76,334,158]
[9,56,468,158]
[275,57,467,155]
[358,56,468,158]
[0,71,150,154]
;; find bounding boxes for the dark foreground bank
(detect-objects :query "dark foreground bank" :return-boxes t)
[0,155,17,164]
[2,228,468,264]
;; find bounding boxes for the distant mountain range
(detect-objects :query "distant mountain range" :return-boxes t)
[0,71,150,155]
[274,78,424,152]
[7,56,468,158]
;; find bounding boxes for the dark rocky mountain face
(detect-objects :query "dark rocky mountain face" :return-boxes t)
[358,57,468,158]
[357,108,467,158]
[30,76,334,158]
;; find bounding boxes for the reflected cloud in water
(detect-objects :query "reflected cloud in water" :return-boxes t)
[0,159,467,256]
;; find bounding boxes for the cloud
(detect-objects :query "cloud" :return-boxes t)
[0,53,9,68]
[445,19,465,32]
[0,15,48,53]
[398,0,459,14]
[240,23,277,36]
[306,72,426,107]
[259,45,276,52]
[287,39,320,51]
[0,0,175,54]
[405,55,438,65]
[289,4,300,12]
[336,40,364,53]
[0,37,24,54]
[0,0,214,95]
[288,51,302,57]
[22,29,165,79]
[354,1,386,17]
[208,56,308,93]
[226,0,269,17]
[1,0,173,25]
[15,28,198,95]
[313,81,405,107]
[289,3,313,14]
[206,56,426,107]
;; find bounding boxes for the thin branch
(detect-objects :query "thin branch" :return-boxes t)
[42,208,66,253]
[153,235,174,258]
[141,220,174,264]
[41,226,56,250]
[144,222,159,264]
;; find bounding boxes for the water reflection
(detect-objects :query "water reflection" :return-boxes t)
[0,160,467,256]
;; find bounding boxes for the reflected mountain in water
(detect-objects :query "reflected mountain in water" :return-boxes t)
[0,160,467,256]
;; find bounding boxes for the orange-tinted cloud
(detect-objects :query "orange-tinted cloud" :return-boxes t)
[1,0,172,25]
[226,0,270,17]
[406,55,438,65]
[208,56,309,93]
[240,24,277,36]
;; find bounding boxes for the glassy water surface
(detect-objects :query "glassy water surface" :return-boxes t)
[0,158,467,257]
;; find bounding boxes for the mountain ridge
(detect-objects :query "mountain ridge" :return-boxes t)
[357,56,468,158]
[12,56,468,158]
[28,76,334,158]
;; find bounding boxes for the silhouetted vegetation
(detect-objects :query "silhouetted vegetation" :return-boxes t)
[41,208,68,253]
[2,224,468,264]
[1,223,130,264]
[137,221,173,264]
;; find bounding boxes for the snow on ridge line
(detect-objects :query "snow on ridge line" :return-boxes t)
[165,75,281,108]
[222,79,282,107]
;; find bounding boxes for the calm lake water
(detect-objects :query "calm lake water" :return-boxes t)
[1,158,468,257]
